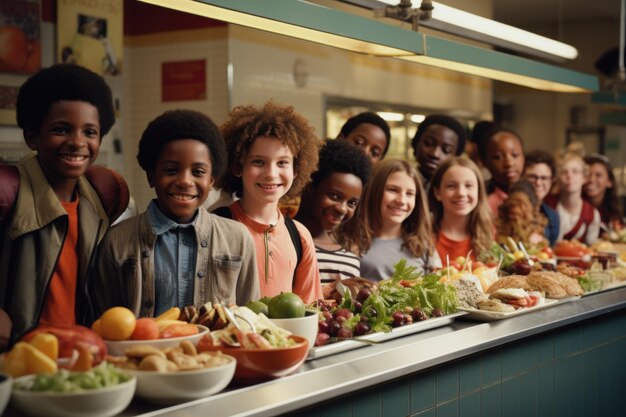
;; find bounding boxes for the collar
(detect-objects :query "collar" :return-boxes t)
[147,200,197,235]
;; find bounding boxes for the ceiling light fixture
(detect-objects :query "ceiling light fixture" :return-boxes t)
[137,0,598,93]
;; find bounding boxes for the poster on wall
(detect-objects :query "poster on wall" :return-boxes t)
[0,0,41,74]
[57,0,123,76]
[162,60,206,102]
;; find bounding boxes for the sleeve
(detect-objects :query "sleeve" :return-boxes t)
[235,230,261,305]
[292,222,323,304]
[585,208,602,245]
[88,232,125,321]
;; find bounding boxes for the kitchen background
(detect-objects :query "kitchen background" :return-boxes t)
[0,0,623,212]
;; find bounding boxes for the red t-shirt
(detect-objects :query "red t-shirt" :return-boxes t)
[436,233,474,264]
[40,198,79,325]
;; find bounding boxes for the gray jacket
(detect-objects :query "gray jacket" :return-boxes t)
[90,207,259,318]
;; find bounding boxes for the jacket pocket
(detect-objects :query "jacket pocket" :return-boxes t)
[212,255,243,302]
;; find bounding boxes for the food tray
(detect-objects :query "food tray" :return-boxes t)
[457,296,580,322]
[307,311,466,360]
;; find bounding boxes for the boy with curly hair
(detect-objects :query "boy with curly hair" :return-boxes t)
[217,101,323,303]
[90,109,259,318]
[0,64,127,348]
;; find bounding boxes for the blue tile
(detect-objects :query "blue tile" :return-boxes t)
[501,377,520,417]
[353,389,381,417]
[320,399,352,417]
[518,338,538,371]
[554,355,586,417]
[519,369,537,417]
[481,383,501,417]
[481,350,501,387]
[459,391,481,417]
[382,381,410,417]
[436,399,458,417]
[554,325,584,358]
[501,344,520,379]
[413,407,435,417]
[436,365,459,403]
[410,371,435,413]
[537,364,553,417]
[460,357,481,395]
[535,334,554,364]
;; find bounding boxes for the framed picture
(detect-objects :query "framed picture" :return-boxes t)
[0,0,41,74]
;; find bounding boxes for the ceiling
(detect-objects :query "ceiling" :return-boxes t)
[493,0,620,29]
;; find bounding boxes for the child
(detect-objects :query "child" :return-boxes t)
[496,179,548,249]
[546,152,601,245]
[337,112,391,166]
[428,156,493,264]
[0,64,126,347]
[91,110,260,317]
[295,139,371,285]
[524,150,560,246]
[411,114,467,190]
[482,127,525,215]
[338,159,441,281]
[583,154,623,234]
[217,101,323,303]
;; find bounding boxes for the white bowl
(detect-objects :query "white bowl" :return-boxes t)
[10,374,136,417]
[128,353,236,404]
[105,324,209,356]
[270,310,318,349]
[0,373,11,415]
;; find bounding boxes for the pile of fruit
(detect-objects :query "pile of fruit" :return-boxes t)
[92,306,199,341]
[310,260,458,347]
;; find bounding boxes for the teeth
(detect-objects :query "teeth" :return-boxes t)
[259,184,279,189]
[61,155,87,161]
[172,194,195,201]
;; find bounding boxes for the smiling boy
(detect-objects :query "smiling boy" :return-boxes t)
[90,110,259,318]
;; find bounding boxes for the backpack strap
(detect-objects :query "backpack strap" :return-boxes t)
[284,216,303,287]
[563,200,595,242]
[0,163,129,226]
[0,164,19,225]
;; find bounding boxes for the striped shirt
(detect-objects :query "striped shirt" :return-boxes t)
[315,246,360,284]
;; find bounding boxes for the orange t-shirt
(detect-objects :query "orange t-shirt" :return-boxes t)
[436,233,474,264]
[40,198,79,325]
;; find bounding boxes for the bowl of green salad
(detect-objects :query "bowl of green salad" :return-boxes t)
[10,362,135,417]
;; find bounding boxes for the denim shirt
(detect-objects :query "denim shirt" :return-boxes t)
[147,201,198,315]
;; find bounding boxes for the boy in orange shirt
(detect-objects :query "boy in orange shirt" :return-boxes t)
[216,101,323,303]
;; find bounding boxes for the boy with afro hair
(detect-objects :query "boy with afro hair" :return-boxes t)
[411,114,467,190]
[295,139,371,284]
[0,64,127,348]
[90,109,259,318]
[217,101,323,303]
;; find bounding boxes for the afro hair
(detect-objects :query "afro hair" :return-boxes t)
[137,109,226,179]
[411,114,467,156]
[310,139,371,188]
[218,101,321,199]
[16,64,115,139]
[339,112,391,157]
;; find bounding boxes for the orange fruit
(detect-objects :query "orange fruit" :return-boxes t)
[91,318,102,336]
[131,318,160,340]
[99,307,136,341]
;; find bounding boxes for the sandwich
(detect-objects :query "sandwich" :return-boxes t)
[488,288,542,309]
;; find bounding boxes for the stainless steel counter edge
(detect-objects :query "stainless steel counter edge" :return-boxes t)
[127,288,626,417]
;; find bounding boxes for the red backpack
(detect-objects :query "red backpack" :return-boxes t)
[0,164,129,226]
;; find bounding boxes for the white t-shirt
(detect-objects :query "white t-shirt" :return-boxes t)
[556,202,601,245]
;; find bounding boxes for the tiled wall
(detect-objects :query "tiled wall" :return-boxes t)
[288,309,626,417]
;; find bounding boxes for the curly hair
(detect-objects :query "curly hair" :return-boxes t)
[338,159,434,258]
[339,112,391,157]
[16,64,115,139]
[137,109,226,178]
[310,139,371,188]
[584,154,622,225]
[411,114,467,156]
[427,156,493,256]
[497,179,547,248]
[218,101,321,199]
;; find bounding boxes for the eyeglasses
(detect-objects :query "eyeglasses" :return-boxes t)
[526,174,552,183]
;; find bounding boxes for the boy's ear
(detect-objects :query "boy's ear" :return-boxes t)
[146,171,156,188]
[23,129,38,150]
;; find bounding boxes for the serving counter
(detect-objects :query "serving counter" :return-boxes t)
[112,287,626,417]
